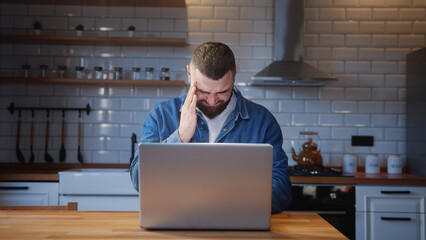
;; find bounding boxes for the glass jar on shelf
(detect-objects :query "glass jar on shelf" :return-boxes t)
[94,66,104,80]
[75,66,85,79]
[132,67,141,80]
[22,65,31,78]
[57,66,67,78]
[145,67,154,80]
[161,67,170,80]
[114,67,123,80]
[39,65,48,78]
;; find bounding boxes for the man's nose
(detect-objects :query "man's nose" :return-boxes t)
[206,94,217,106]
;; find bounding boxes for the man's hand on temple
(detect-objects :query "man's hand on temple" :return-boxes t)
[178,81,198,143]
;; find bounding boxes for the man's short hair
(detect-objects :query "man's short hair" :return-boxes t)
[190,42,236,80]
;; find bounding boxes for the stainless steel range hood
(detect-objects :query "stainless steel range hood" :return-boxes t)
[248,0,337,86]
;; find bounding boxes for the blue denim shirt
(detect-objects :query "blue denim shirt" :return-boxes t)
[130,87,292,213]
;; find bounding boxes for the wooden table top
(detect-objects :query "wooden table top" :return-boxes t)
[0,211,347,239]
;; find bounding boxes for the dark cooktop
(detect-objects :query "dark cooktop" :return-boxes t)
[290,165,345,176]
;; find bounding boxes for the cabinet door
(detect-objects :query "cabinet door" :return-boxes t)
[0,182,59,206]
[356,212,425,240]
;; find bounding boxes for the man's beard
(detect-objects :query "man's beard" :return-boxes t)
[197,97,231,119]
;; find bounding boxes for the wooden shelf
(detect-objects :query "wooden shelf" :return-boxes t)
[0,35,187,47]
[0,0,186,7]
[0,77,187,87]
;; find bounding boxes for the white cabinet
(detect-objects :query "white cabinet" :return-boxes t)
[356,186,426,240]
[0,182,59,206]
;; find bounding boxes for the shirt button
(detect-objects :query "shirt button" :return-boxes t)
[201,122,204,125]
[223,128,227,132]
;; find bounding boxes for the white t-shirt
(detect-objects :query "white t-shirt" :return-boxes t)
[198,93,237,143]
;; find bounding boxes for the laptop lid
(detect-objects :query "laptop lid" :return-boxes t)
[138,143,273,230]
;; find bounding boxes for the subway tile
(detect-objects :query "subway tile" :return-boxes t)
[332,127,357,139]
[333,21,358,33]
[92,123,120,137]
[122,18,148,32]
[304,34,319,46]
[359,47,385,61]
[120,98,148,111]
[398,114,406,128]
[55,5,82,17]
[29,4,54,16]
[106,137,129,151]
[160,87,186,97]
[42,17,68,30]
[359,0,386,6]
[372,61,398,74]
[386,0,412,7]
[346,34,371,47]
[68,45,95,57]
[306,0,332,7]
[240,33,266,46]
[146,98,169,110]
[27,84,53,96]
[265,87,292,99]
[241,7,266,20]
[385,128,405,141]
[188,32,213,44]
[358,74,385,87]
[305,8,319,20]
[372,8,399,20]
[413,21,426,33]
[239,86,265,99]
[228,20,253,32]
[187,6,214,18]
[385,101,405,114]
[414,0,426,7]
[306,47,332,59]
[82,6,107,17]
[372,34,398,47]
[400,8,425,20]
[319,34,345,47]
[214,6,240,19]
[108,6,135,17]
[320,87,344,99]
[238,59,266,72]
[54,84,80,96]
[344,114,370,127]
[253,46,272,59]
[292,113,318,126]
[214,33,239,45]
[253,20,274,33]
[121,46,147,58]
[273,113,292,126]
[333,101,357,113]
[360,21,385,33]
[398,61,406,74]
[345,87,371,100]
[175,19,200,32]
[386,21,412,33]
[42,45,67,57]
[318,60,345,73]
[83,137,105,150]
[133,111,150,124]
[332,0,358,6]
[399,34,425,47]
[292,87,319,100]
[321,140,344,153]
[148,19,174,32]
[319,8,345,20]
[306,21,332,33]
[94,46,121,57]
[372,114,398,127]
[0,4,28,16]
[95,18,121,31]
[371,141,398,154]
[94,98,120,110]
[319,114,344,126]
[398,88,406,100]
[80,85,107,96]
[0,16,14,28]
[385,48,411,61]
[135,7,161,18]
[120,124,141,137]
[385,74,405,87]
[107,111,133,124]
[14,16,35,29]
[201,19,227,32]
[161,7,187,19]
[108,86,134,97]
[346,8,372,20]
[254,0,273,7]
[107,58,134,71]
[14,44,41,56]
[358,127,385,140]
[332,47,357,60]
[279,100,305,112]
[345,61,371,74]
[358,101,384,113]
[372,88,398,100]
[91,150,119,163]
[227,0,255,6]
[305,100,331,113]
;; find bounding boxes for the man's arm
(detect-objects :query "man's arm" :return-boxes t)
[267,123,292,213]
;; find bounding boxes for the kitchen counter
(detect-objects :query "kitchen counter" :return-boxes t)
[1,163,425,186]
[0,210,347,239]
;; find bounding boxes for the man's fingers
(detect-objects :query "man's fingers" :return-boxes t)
[190,94,197,110]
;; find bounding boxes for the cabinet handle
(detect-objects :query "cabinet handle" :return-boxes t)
[0,186,29,190]
[380,190,411,194]
[381,217,411,221]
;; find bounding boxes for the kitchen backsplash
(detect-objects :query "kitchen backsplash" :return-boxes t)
[0,0,425,167]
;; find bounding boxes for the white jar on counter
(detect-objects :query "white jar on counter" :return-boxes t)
[365,153,380,174]
[343,153,357,174]
[387,153,402,174]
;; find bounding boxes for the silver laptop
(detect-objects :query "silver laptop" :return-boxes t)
[138,143,273,230]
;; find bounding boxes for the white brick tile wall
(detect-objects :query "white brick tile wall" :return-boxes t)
[319,114,344,126]
[318,60,345,73]
[95,18,121,31]
[228,20,253,32]
[333,101,357,113]
[332,47,357,60]
[346,34,371,46]
[372,61,398,74]
[305,100,331,112]
[319,8,346,20]
[280,100,305,112]
[304,34,319,46]
[345,61,371,73]
[320,87,345,99]
[306,21,332,33]
[161,7,187,18]
[399,8,425,20]
[332,0,358,7]
[292,113,318,126]
[399,34,425,47]
[358,101,384,113]
[307,0,332,7]
[385,128,405,141]
[372,34,398,47]
[385,101,405,113]
[293,87,319,99]
[0,4,27,16]
[241,7,266,20]
[372,88,398,100]
[386,21,412,33]
[240,33,266,46]
[332,127,357,139]
[187,6,214,18]
[413,0,426,7]
[372,114,398,127]
[372,8,399,20]
[253,20,273,33]
[413,21,426,33]
[360,21,385,33]
[360,0,386,7]
[29,5,54,16]
[305,8,319,20]
[214,6,240,19]
[358,74,385,87]
[306,47,332,59]
[347,8,372,20]
[333,21,358,33]
[55,5,82,17]
[344,114,371,127]
[320,34,345,46]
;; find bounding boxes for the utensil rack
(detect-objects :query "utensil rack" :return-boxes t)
[7,103,91,116]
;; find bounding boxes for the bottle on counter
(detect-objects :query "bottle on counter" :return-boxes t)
[94,66,104,80]
[114,67,123,80]
[387,153,402,174]
[365,153,380,174]
[343,153,357,174]
[132,67,141,80]
[145,67,154,80]
[161,67,170,80]
[75,66,85,79]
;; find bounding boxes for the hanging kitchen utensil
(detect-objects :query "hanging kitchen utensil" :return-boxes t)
[59,110,66,162]
[15,110,25,163]
[44,111,54,163]
[130,133,137,164]
[77,111,84,163]
[29,110,35,163]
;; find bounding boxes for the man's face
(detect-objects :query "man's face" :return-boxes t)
[187,65,235,119]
